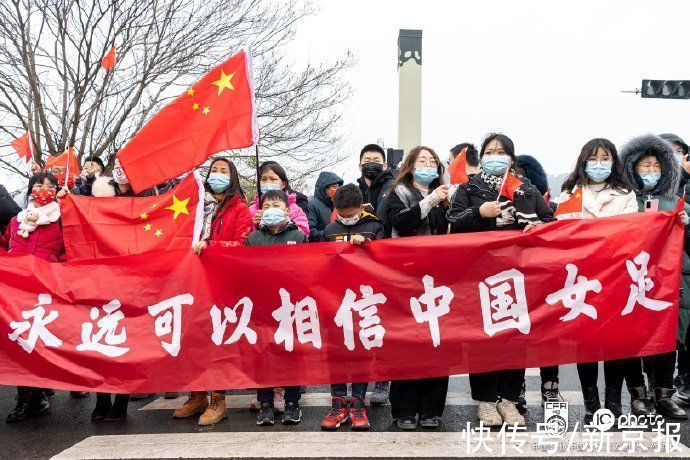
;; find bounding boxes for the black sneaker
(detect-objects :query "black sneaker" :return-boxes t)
[517,381,527,414]
[541,381,563,405]
[282,401,302,425]
[257,402,275,426]
[396,416,417,430]
[675,373,690,402]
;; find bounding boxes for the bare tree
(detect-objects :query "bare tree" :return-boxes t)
[0,0,352,188]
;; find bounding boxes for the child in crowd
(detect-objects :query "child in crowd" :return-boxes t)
[320,184,384,431]
[247,189,306,426]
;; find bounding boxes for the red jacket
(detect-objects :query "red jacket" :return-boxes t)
[1,216,65,262]
[207,194,252,248]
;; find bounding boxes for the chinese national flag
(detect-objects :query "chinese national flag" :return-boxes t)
[101,46,116,70]
[60,173,203,260]
[116,48,258,193]
[448,147,469,184]
[11,132,32,163]
[554,189,583,217]
[499,172,523,201]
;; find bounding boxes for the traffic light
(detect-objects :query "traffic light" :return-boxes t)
[641,80,690,99]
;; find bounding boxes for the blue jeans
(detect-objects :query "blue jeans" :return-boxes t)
[257,386,301,404]
[331,382,368,400]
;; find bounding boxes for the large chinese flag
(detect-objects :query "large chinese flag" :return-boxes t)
[60,173,204,260]
[499,172,523,201]
[11,132,32,163]
[117,49,258,193]
[554,189,583,218]
[448,147,469,184]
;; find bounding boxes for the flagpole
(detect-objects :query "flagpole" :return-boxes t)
[255,144,261,206]
[27,130,34,177]
[496,168,509,201]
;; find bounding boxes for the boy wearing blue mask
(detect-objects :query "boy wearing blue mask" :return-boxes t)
[246,190,308,247]
[245,189,306,426]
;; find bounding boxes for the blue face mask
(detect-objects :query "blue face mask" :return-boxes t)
[676,154,683,169]
[585,161,612,182]
[207,172,230,193]
[413,167,439,185]
[261,207,288,227]
[481,155,511,176]
[260,183,282,194]
[640,172,661,190]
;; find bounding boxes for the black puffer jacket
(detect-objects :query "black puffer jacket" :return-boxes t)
[387,181,448,237]
[660,133,690,199]
[307,171,344,241]
[0,184,21,234]
[323,211,384,242]
[358,168,396,237]
[447,173,554,233]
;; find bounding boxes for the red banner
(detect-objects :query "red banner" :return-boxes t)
[0,212,682,393]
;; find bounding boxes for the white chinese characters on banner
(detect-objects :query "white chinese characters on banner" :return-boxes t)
[334,285,386,351]
[479,269,531,337]
[147,294,194,357]
[622,251,673,315]
[76,300,129,357]
[273,288,322,351]
[210,297,257,346]
[8,294,62,353]
[409,275,453,347]
[545,264,601,321]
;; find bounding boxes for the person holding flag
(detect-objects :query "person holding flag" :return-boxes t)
[620,133,689,420]
[446,143,479,201]
[446,133,553,427]
[554,138,637,424]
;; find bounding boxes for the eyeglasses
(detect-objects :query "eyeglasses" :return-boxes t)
[415,158,438,167]
[32,184,57,191]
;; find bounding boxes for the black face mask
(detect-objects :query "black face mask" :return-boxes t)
[362,162,384,179]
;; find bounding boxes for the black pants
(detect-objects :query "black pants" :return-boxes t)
[540,366,559,384]
[678,345,690,375]
[641,351,677,389]
[390,377,448,419]
[470,369,524,402]
[577,359,645,391]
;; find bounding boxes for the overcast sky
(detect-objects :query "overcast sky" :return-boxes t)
[289,0,690,186]
[3,0,688,194]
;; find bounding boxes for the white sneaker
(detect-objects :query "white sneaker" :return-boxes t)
[497,399,525,426]
[477,401,502,427]
[273,388,285,414]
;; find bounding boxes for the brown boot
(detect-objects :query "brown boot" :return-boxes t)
[198,392,228,426]
[172,392,208,418]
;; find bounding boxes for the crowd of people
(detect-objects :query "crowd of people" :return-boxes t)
[1,132,690,431]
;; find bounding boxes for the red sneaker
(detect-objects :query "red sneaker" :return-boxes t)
[321,397,349,430]
[349,398,370,431]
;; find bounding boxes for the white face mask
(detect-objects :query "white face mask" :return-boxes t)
[337,213,361,226]
[112,160,128,185]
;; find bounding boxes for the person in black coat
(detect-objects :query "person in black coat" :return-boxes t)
[0,184,21,234]
[447,133,554,428]
[72,157,105,196]
[386,145,450,430]
[357,144,396,231]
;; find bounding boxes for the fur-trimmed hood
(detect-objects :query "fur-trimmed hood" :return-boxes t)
[620,134,680,199]
[516,155,548,195]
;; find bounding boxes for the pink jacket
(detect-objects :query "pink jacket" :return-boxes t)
[249,191,310,237]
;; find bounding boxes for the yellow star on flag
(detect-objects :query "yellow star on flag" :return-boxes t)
[150,203,157,209]
[154,229,163,237]
[165,195,190,219]
[187,88,195,96]
[211,70,235,96]
[140,212,148,220]
[192,102,200,110]
[144,223,152,231]
[202,106,211,115]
